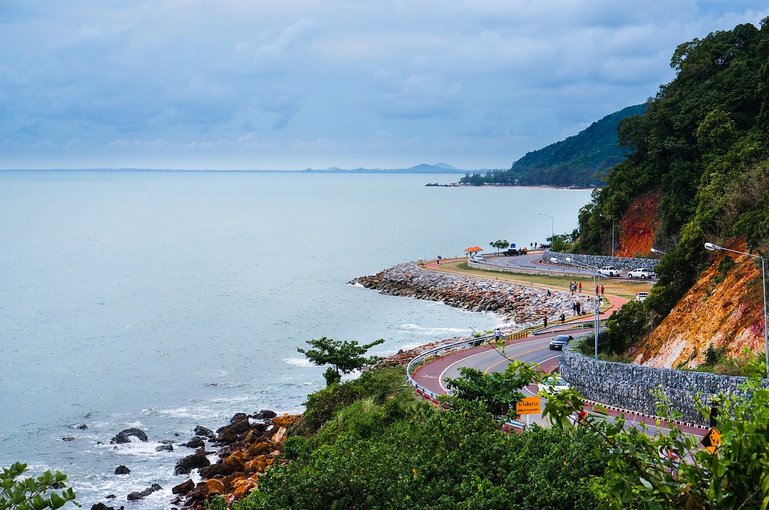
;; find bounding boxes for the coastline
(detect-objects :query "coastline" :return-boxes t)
[97,259,587,509]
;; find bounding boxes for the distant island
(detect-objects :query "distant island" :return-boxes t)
[460,103,646,188]
[300,163,471,174]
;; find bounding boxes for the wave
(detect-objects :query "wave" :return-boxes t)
[398,323,471,336]
[282,356,315,368]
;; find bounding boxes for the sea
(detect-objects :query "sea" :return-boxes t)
[0,170,591,508]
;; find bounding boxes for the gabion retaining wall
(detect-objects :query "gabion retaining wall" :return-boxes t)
[559,346,757,425]
[543,250,658,271]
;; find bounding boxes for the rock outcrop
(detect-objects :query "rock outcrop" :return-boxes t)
[110,428,148,444]
[351,263,593,327]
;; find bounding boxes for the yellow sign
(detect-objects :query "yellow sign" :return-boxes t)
[701,427,721,454]
[516,396,541,415]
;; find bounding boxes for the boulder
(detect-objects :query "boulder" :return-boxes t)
[229,413,248,424]
[183,436,205,449]
[114,465,130,475]
[155,444,173,452]
[172,479,195,495]
[110,428,148,444]
[126,483,162,501]
[253,410,276,420]
[174,453,211,475]
[215,427,238,444]
[194,425,214,438]
[90,504,116,510]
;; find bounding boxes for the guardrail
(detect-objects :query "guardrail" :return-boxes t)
[405,332,535,432]
[405,334,494,404]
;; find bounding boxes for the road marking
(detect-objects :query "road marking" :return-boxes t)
[482,344,550,374]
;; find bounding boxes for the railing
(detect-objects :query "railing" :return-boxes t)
[405,334,494,404]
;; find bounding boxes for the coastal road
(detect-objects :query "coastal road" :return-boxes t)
[412,330,575,396]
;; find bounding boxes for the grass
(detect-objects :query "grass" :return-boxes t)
[431,259,652,300]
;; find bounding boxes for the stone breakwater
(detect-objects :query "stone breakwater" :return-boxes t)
[351,263,594,327]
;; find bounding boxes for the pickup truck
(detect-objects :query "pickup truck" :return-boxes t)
[597,266,619,277]
[627,268,656,279]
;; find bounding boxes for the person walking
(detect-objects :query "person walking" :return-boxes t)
[543,316,548,328]
[600,284,605,296]
[578,281,582,293]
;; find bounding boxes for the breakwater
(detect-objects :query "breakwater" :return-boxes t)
[351,263,593,327]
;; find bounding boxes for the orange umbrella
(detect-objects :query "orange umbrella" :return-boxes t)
[465,246,483,253]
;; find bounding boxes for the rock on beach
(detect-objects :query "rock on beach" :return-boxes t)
[350,262,592,326]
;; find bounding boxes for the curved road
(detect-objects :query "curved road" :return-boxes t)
[413,330,576,396]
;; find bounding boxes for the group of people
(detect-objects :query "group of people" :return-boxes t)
[568,281,583,294]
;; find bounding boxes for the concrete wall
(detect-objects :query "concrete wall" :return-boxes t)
[543,250,658,271]
[558,346,758,425]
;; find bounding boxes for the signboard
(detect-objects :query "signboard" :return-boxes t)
[701,427,721,454]
[515,396,541,415]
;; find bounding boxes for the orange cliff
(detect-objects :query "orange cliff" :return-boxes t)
[630,242,767,368]
[615,190,661,258]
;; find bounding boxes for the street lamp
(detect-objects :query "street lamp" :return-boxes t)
[537,212,554,246]
[705,242,768,378]
[551,256,602,359]
[651,247,666,255]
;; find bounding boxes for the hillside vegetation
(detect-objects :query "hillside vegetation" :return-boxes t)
[460,103,644,187]
[576,19,769,364]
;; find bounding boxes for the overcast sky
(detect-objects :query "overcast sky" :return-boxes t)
[1,1,767,170]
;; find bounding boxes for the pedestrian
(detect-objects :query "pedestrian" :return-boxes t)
[600,284,605,296]
[494,328,501,343]
[572,302,577,315]
[559,313,565,323]
[578,281,582,293]
[543,316,548,328]
[546,288,551,297]
[595,284,599,296]
[576,302,581,314]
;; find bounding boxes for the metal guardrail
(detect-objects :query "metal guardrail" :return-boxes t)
[405,333,494,404]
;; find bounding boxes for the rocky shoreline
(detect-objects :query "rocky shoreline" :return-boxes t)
[351,262,593,328]
[91,411,300,510]
[92,261,594,509]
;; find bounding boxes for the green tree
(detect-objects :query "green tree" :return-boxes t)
[443,360,539,419]
[489,239,509,253]
[298,337,385,386]
[0,463,78,510]
[542,364,769,509]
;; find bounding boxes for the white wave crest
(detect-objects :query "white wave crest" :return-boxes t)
[282,356,314,368]
[398,323,470,336]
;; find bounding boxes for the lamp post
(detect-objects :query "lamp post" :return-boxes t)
[551,256,601,359]
[705,242,768,378]
[651,247,666,255]
[537,212,554,246]
[611,219,615,257]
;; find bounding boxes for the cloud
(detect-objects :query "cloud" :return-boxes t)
[1,0,768,169]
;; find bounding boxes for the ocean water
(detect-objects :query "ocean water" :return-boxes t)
[0,171,591,508]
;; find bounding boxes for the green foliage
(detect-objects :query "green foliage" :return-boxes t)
[300,367,407,433]
[0,463,79,510]
[489,239,509,253]
[443,360,539,420]
[298,336,385,386]
[542,371,769,509]
[599,300,653,354]
[233,369,610,510]
[460,104,645,187]
[575,19,769,322]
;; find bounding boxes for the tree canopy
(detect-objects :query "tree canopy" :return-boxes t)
[298,336,384,386]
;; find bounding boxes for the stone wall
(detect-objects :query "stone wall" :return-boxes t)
[543,250,658,271]
[559,346,759,425]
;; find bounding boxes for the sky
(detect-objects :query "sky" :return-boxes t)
[1,1,767,170]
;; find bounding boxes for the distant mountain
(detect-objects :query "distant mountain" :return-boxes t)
[460,103,646,187]
[301,163,468,174]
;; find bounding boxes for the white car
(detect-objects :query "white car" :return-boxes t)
[597,266,619,277]
[628,268,656,279]
[537,375,571,394]
[470,254,485,262]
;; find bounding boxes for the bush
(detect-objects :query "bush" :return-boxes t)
[0,463,78,510]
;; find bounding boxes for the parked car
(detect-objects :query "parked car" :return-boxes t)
[537,375,571,394]
[628,268,656,279]
[504,248,520,256]
[597,266,619,277]
[470,254,485,262]
[635,291,649,302]
[548,334,573,350]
